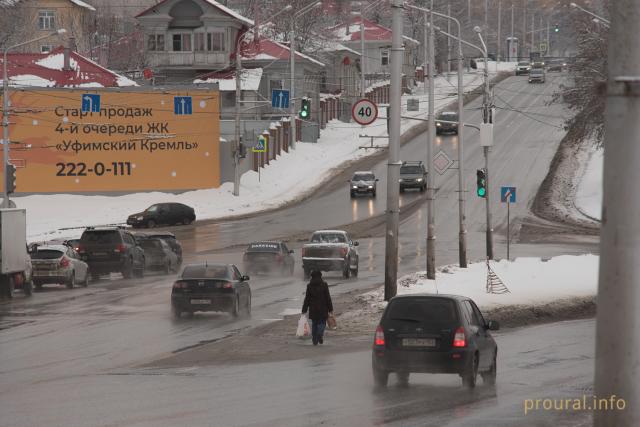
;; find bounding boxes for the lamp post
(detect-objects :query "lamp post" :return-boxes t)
[569,2,610,26]
[407,3,468,269]
[289,1,322,150]
[2,28,66,208]
[233,6,292,197]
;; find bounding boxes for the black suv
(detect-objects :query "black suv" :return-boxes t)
[78,227,146,280]
[372,294,499,388]
[127,203,196,228]
[399,161,427,192]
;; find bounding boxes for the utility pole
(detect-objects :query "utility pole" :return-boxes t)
[511,2,514,39]
[531,13,535,53]
[497,0,502,62]
[426,0,436,279]
[289,18,297,151]
[423,10,428,94]
[484,0,488,28]
[360,4,366,99]
[384,0,404,301]
[523,1,526,58]
[468,0,471,23]
[233,40,242,197]
[594,1,640,425]
[546,18,550,56]
[447,2,451,75]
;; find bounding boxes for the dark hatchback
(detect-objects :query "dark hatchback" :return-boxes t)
[242,241,294,276]
[435,111,459,135]
[171,263,251,318]
[127,203,196,228]
[372,294,499,388]
[134,231,183,265]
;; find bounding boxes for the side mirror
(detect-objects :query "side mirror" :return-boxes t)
[353,241,359,246]
[486,320,500,331]
[242,275,250,281]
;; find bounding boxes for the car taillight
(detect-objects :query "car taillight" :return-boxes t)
[173,281,188,289]
[114,244,127,253]
[59,257,70,268]
[340,247,348,257]
[453,326,466,347]
[374,325,385,346]
[222,282,233,289]
[77,244,85,253]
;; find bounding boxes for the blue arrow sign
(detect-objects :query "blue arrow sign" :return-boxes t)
[174,96,192,115]
[81,94,100,113]
[501,186,516,203]
[271,89,289,109]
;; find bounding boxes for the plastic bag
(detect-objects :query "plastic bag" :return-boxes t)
[296,314,310,338]
[327,314,337,330]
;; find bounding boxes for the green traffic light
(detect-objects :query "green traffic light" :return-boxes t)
[477,188,486,197]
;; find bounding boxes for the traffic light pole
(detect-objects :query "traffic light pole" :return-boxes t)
[289,18,296,150]
[426,2,436,280]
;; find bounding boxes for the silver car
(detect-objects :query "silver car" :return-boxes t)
[30,245,89,289]
[350,171,378,198]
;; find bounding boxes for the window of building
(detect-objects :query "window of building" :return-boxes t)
[207,32,225,52]
[147,34,165,51]
[222,92,236,108]
[40,45,52,53]
[381,49,389,66]
[194,33,206,51]
[38,10,55,30]
[172,33,192,51]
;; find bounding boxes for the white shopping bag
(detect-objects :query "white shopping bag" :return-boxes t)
[296,314,310,338]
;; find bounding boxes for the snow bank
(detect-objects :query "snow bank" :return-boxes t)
[575,147,603,220]
[362,255,599,310]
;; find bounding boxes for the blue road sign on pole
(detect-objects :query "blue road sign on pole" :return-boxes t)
[501,186,516,203]
[81,94,100,113]
[174,96,193,115]
[271,89,290,109]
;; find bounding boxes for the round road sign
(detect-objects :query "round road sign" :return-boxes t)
[352,99,379,126]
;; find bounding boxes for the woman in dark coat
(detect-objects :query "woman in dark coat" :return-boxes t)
[302,270,333,345]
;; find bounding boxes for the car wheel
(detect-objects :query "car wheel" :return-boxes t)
[182,217,191,225]
[122,259,133,279]
[373,366,389,387]
[2,277,14,299]
[146,219,156,228]
[23,280,33,297]
[66,272,76,289]
[231,295,240,317]
[397,372,410,387]
[245,293,252,315]
[399,187,405,193]
[34,282,43,290]
[462,354,479,388]
[342,264,350,279]
[420,184,425,192]
[351,264,358,278]
[350,191,356,199]
[172,305,181,319]
[372,190,376,197]
[481,352,497,386]
[82,273,89,287]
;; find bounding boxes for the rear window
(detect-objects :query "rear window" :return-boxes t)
[30,249,64,260]
[246,242,280,253]
[385,298,458,326]
[81,230,121,244]
[400,166,423,174]
[310,233,346,244]
[181,265,230,279]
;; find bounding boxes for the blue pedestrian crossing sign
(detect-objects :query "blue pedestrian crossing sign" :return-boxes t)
[253,135,267,153]
[271,89,290,109]
[81,94,100,113]
[501,186,516,203]
[174,96,193,115]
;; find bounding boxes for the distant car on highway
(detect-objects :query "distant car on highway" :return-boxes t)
[171,263,251,318]
[530,60,545,69]
[372,294,499,388]
[528,68,546,83]
[127,203,196,228]
[350,171,378,198]
[515,61,531,75]
[435,111,459,135]
[399,161,427,192]
[242,241,294,276]
[78,227,146,280]
[134,231,183,266]
[546,59,564,72]
[30,244,89,289]
[301,230,359,279]
[138,238,178,274]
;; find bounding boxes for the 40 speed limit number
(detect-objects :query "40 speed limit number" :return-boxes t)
[352,99,379,126]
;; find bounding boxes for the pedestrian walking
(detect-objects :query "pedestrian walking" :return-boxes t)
[302,270,333,346]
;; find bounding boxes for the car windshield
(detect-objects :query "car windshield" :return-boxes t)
[182,265,230,279]
[518,61,529,66]
[353,173,375,181]
[30,249,64,260]
[310,233,346,243]
[400,166,423,174]
[438,113,457,120]
[386,298,458,326]
[531,69,543,75]
[81,231,119,244]
[246,242,280,253]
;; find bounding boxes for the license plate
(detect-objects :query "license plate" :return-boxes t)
[402,338,436,347]
[92,252,107,256]
[190,299,211,305]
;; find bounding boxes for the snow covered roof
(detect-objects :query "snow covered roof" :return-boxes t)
[241,37,325,68]
[327,16,419,45]
[194,67,263,91]
[136,0,253,26]
[68,0,95,11]
[0,0,95,11]
[0,48,137,88]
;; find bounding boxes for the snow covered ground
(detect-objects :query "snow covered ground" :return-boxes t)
[575,147,603,220]
[361,254,599,311]
[19,68,510,242]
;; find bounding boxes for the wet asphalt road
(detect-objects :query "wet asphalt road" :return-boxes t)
[0,73,599,426]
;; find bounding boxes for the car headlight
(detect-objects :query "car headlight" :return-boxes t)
[399,178,404,183]
[436,122,441,127]
[368,185,373,189]
[416,178,423,182]
[136,216,143,220]
[352,185,357,189]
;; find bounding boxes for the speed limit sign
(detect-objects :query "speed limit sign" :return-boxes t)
[352,99,378,125]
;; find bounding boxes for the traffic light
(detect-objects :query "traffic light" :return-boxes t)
[476,168,487,198]
[299,98,311,120]
[554,24,559,33]
[6,163,16,194]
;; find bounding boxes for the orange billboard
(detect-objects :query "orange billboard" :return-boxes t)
[3,88,220,193]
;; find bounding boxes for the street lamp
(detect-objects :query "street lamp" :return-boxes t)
[2,28,66,208]
[289,1,322,150]
[569,2,610,26]
[232,6,292,196]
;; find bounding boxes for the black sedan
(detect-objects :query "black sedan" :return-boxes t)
[372,294,499,388]
[171,263,251,318]
[242,241,294,275]
[127,203,196,228]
